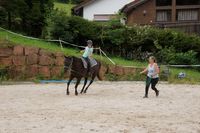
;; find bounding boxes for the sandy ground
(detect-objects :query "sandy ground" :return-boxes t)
[0,82,200,133]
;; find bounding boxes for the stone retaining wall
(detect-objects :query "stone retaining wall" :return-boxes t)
[0,45,65,79]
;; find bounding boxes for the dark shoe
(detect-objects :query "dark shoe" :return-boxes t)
[143,95,148,98]
[156,90,159,97]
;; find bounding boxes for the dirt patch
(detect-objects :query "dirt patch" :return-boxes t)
[0,82,200,133]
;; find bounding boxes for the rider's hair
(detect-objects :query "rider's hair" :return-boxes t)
[149,56,156,63]
[87,40,93,45]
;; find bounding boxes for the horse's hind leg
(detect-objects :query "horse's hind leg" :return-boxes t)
[75,78,81,96]
[80,78,88,94]
[66,75,73,95]
[83,75,95,94]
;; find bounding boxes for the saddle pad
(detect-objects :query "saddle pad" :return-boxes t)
[81,57,97,69]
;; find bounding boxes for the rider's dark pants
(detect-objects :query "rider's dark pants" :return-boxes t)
[83,57,90,71]
[145,77,159,96]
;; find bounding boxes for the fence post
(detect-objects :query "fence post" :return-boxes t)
[59,38,63,51]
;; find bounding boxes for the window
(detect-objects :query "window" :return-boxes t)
[156,10,171,22]
[177,10,199,21]
[176,0,200,5]
[93,14,115,21]
[156,0,172,6]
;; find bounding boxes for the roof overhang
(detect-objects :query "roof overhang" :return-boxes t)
[121,0,149,14]
[73,0,97,12]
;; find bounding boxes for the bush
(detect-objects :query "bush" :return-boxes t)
[0,7,7,26]
[48,11,200,64]
[168,50,199,65]
[156,46,199,65]
[49,10,101,47]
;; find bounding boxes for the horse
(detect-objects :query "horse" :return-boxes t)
[64,56,102,95]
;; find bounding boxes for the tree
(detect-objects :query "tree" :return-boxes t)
[0,0,54,37]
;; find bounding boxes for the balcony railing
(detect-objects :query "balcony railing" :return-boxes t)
[156,5,200,10]
[153,22,200,34]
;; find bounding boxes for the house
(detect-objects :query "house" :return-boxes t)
[72,0,133,21]
[121,0,200,34]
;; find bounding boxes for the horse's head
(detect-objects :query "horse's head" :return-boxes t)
[64,56,73,72]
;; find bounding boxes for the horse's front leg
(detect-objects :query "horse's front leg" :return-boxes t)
[80,78,88,94]
[75,78,81,96]
[66,75,73,95]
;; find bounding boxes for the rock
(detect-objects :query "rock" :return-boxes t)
[54,52,64,57]
[108,65,115,74]
[25,47,39,55]
[108,65,124,76]
[55,56,64,66]
[0,57,13,66]
[0,47,13,57]
[123,67,136,75]
[115,66,124,76]
[38,66,50,77]
[26,54,38,65]
[25,65,38,77]
[39,55,54,66]
[12,56,26,66]
[51,66,63,77]
[99,65,108,80]
[13,45,24,55]
[39,49,52,56]
[8,66,25,79]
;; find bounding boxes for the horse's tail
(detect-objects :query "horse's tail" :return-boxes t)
[97,62,103,81]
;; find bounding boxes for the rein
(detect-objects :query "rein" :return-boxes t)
[64,57,74,72]
[64,57,86,76]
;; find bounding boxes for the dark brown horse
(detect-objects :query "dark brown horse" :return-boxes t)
[64,56,102,95]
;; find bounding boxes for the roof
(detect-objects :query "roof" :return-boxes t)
[73,0,97,12]
[121,0,149,13]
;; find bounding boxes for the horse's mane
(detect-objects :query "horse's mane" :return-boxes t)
[71,56,82,62]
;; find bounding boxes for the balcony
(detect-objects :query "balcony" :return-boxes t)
[153,21,200,35]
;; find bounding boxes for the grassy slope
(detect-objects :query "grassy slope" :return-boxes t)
[54,2,75,16]
[0,29,145,66]
[0,29,200,83]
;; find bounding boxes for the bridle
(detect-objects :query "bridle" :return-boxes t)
[64,57,85,76]
[64,57,74,72]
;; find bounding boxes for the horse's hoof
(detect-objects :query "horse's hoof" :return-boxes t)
[75,93,78,96]
[84,91,87,94]
[66,92,70,95]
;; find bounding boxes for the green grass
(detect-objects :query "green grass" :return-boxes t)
[54,2,75,16]
[168,68,200,84]
[0,28,145,66]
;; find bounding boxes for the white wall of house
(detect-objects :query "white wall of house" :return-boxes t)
[83,0,133,20]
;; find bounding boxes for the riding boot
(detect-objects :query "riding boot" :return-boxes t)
[143,95,148,98]
[144,81,150,98]
[143,88,149,98]
[86,61,90,75]
[156,90,159,97]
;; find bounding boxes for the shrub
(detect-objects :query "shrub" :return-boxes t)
[49,11,102,47]
[48,11,200,64]
[49,10,74,43]
[157,47,199,65]
[168,50,199,65]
